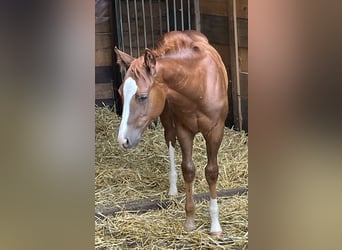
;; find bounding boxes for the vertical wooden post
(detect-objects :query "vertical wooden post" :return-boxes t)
[112,0,123,115]
[194,0,201,31]
[228,0,242,130]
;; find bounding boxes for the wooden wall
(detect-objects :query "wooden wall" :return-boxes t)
[199,0,248,131]
[95,0,114,107]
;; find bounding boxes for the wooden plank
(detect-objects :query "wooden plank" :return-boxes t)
[96,48,112,67]
[226,66,235,128]
[238,47,248,72]
[236,0,248,19]
[211,43,230,68]
[96,33,112,50]
[194,0,201,31]
[199,0,229,16]
[96,0,111,17]
[237,18,248,48]
[95,82,114,100]
[96,187,247,217]
[239,72,248,97]
[228,0,241,130]
[200,14,229,44]
[199,0,248,18]
[241,96,248,132]
[239,72,248,131]
[95,66,113,83]
[96,19,111,33]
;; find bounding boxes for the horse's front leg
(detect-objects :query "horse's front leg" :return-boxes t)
[176,125,196,231]
[160,107,178,196]
[167,141,177,196]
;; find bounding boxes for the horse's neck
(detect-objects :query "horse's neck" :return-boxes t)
[156,57,199,95]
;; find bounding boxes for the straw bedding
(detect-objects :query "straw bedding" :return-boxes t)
[95,106,248,249]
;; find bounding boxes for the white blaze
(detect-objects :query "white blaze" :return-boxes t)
[168,141,178,196]
[117,77,137,145]
[209,198,222,233]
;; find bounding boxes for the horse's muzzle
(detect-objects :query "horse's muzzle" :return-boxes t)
[118,136,140,149]
[122,139,131,149]
[118,137,131,149]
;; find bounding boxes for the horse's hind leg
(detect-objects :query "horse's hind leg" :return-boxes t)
[160,106,177,196]
[204,123,225,236]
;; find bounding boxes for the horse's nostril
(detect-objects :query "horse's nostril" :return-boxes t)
[123,138,130,149]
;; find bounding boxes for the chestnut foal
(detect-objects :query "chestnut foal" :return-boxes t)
[115,30,228,236]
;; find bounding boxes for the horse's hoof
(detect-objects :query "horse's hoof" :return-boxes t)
[184,219,196,232]
[184,224,196,232]
[168,190,178,197]
[168,187,178,197]
[210,231,223,238]
[168,194,178,199]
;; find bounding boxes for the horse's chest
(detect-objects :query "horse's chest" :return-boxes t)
[167,105,199,132]
[166,89,208,132]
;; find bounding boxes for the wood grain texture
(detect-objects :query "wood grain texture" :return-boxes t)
[201,14,229,45]
[95,82,114,99]
[239,47,248,72]
[95,66,114,83]
[199,0,229,16]
[96,34,112,50]
[96,48,112,67]
[212,43,231,68]
[237,18,248,48]
[236,0,248,19]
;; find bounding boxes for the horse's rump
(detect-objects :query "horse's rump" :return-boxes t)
[155,30,209,57]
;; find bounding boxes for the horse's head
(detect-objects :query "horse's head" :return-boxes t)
[114,47,167,148]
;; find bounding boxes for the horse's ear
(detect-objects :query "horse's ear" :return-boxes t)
[114,46,134,72]
[144,48,156,75]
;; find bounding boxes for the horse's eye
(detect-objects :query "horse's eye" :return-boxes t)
[136,94,148,103]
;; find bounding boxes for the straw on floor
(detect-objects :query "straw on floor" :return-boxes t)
[95,106,248,249]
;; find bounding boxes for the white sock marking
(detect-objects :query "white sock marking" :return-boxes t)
[118,77,137,146]
[209,198,222,233]
[168,142,178,196]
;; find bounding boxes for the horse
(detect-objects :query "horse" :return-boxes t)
[114,30,228,236]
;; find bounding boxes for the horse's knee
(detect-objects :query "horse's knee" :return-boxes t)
[181,161,195,183]
[205,164,218,184]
